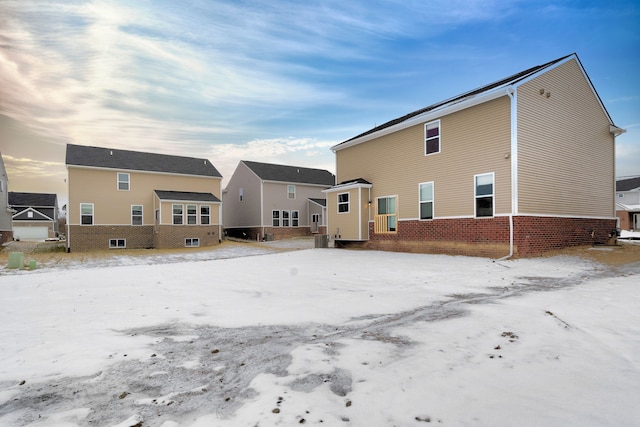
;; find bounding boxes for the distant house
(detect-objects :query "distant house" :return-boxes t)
[9,192,59,241]
[222,160,335,240]
[324,53,625,257]
[616,176,640,231]
[0,153,12,243]
[65,144,223,252]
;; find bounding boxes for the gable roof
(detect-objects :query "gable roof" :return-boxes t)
[12,207,54,222]
[309,198,326,207]
[616,176,640,192]
[9,192,57,207]
[66,144,222,178]
[154,190,221,203]
[242,160,335,186]
[333,53,614,151]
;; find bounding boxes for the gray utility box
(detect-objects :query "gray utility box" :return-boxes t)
[314,234,329,248]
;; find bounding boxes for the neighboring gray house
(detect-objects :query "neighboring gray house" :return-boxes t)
[222,160,335,240]
[0,153,13,243]
[616,176,640,231]
[9,192,59,241]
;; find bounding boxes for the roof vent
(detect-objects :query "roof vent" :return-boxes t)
[110,150,113,156]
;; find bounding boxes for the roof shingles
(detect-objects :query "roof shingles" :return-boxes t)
[243,160,334,186]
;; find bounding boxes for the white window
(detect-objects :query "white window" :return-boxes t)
[272,210,280,227]
[292,210,299,227]
[80,203,94,225]
[239,187,244,202]
[288,185,296,200]
[27,211,34,218]
[475,173,494,217]
[200,205,210,225]
[186,204,197,224]
[131,205,143,225]
[109,238,126,248]
[185,238,200,247]
[419,182,434,220]
[173,204,183,225]
[338,193,349,213]
[424,120,441,155]
[117,173,130,191]
[282,210,290,227]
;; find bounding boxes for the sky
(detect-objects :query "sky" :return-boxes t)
[0,0,639,207]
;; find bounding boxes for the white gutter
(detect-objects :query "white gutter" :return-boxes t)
[497,87,518,261]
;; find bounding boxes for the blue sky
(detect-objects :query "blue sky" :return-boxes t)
[1,0,638,203]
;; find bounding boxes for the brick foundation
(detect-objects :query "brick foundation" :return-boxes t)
[68,225,221,252]
[336,216,617,258]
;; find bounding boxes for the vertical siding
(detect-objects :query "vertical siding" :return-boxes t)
[517,59,615,217]
[336,96,512,220]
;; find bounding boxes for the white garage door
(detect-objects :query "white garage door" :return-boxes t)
[13,226,49,241]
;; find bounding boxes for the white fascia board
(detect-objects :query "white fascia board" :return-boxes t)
[66,164,222,180]
[322,182,373,193]
[332,87,512,152]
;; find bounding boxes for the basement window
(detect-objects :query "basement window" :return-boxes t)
[185,238,200,247]
[109,239,126,249]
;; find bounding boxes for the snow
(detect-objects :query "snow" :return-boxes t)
[620,229,640,240]
[0,240,639,426]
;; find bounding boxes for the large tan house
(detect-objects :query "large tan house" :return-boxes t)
[66,144,222,252]
[324,53,625,257]
[223,160,335,240]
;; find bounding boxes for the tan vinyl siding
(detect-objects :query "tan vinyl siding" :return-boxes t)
[327,187,369,240]
[517,59,615,217]
[336,96,512,219]
[68,167,221,225]
[157,200,220,225]
[222,162,262,227]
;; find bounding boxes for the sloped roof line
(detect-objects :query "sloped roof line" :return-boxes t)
[616,176,640,192]
[334,54,576,149]
[12,207,54,221]
[154,190,221,203]
[66,144,222,178]
[241,160,335,186]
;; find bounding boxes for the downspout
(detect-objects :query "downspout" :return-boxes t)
[497,86,517,261]
[260,180,264,238]
[218,202,223,243]
[357,187,362,240]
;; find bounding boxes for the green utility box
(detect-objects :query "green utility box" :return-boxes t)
[29,260,37,270]
[8,252,24,269]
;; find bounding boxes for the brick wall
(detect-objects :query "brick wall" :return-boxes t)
[154,225,220,249]
[224,226,316,241]
[336,216,617,258]
[68,225,154,252]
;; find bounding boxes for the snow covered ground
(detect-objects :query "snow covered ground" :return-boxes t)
[0,240,639,426]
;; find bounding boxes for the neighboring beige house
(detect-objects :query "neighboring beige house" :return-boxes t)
[9,192,59,241]
[222,160,335,240]
[616,176,640,231]
[66,144,222,252]
[0,152,12,243]
[324,53,625,257]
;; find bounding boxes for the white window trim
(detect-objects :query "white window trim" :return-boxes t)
[287,185,296,200]
[282,210,291,227]
[418,181,434,220]
[474,172,495,218]
[117,172,130,191]
[185,237,200,247]
[239,187,244,202]
[131,204,143,225]
[186,204,198,225]
[80,203,94,226]
[424,119,441,156]
[200,205,211,225]
[291,210,299,227]
[172,204,184,225]
[109,238,126,249]
[337,192,350,214]
[272,210,280,227]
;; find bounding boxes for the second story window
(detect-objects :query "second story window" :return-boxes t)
[424,120,441,156]
[117,173,130,191]
[288,185,296,199]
